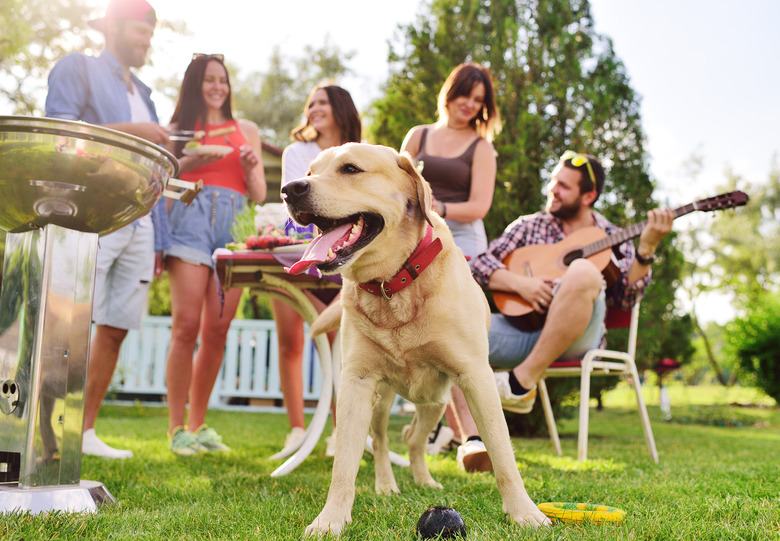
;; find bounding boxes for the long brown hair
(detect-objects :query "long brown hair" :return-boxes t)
[169,54,233,156]
[437,62,501,142]
[290,84,361,144]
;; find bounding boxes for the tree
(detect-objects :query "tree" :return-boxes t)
[368,0,695,434]
[0,0,99,114]
[370,0,656,233]
[706,163,780,305]
[729,292,780,404]
[678,157,779,386]
[232,39,355,148]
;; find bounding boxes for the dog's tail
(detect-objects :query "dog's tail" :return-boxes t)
[310,297,343,337]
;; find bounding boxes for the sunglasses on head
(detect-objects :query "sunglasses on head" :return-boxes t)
[192,53,224,62]
[560,150,596,192]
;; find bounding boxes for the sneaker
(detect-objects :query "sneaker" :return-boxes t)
[82,428,132,459]
[194,425,231,452]
[270,426,306,460]
[426,424,456,455]
[401,423,457,455]
[170,426,205,456]
[494,372,537,414]
[456,439,493,472]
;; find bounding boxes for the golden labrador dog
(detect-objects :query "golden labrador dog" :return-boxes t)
[282,143,550,537]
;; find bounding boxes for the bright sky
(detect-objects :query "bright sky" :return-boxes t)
[128,0,779,323]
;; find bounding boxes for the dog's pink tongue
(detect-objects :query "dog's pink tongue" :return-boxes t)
[285,222,354,275]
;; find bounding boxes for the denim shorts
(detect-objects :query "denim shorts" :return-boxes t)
[488,289,607,369]
[445,218,488,260]
[165,185,245,268]
[92,221,154,330]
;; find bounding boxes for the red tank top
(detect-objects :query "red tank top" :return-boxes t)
[180,119,247,193]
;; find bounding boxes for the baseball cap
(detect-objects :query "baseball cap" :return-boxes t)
[88,0,157,32]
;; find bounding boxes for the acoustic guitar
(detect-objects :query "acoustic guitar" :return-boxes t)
[493,190,749,319]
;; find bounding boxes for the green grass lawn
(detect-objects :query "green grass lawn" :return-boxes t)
[3,387,779,540]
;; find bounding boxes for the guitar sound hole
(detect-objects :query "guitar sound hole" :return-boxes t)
[563,250,583,266]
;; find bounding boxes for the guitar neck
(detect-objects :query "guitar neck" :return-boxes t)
[581,204,695,258]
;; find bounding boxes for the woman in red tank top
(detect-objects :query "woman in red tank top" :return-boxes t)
[162,54,266,455]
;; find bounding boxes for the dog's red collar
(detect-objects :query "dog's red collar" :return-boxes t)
[358,225,442,299]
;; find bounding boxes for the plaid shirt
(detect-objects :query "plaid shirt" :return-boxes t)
[471,210,651,312]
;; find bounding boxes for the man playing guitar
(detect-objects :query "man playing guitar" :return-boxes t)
[449,150,673,471]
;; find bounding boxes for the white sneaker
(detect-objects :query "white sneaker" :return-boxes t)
[494,372,537,414]
[426,424,456,455]
[456,439,492,472]
[270,426,306,460]
[401,423,457,455]
[82,428,132,459]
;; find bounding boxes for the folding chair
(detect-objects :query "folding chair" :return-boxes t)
[537,302,659,463]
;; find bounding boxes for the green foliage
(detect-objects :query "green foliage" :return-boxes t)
[370,0,655,236]
[147,273,171,316]
[728,292,780,404]
[0,0,98,114]
[236,290,273,320]
[666,405,768,428]
[232,40,355,148]
[230,200,258,243]
[707,163,780,305]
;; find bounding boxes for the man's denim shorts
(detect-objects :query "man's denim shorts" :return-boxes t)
[488,289,607,369]
[165,185,246,268]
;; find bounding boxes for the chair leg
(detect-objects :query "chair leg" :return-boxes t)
[628,361,659,463]
[538,378,561,456]
[577,359,594,462]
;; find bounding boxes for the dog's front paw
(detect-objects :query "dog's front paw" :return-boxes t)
[503,496,552,527]
[375,479,401,495]
[304,510,352,538]
[411,470,443,489]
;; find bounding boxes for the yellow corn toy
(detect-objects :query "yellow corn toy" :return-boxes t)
[538,502,626,523]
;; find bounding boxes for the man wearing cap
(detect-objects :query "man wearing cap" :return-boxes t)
[446,151,674,472]
[45,0,170,459]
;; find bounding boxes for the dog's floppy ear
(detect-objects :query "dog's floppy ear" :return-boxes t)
[397,151,436,226]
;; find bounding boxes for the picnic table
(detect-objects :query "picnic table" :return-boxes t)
[214,247,340,477]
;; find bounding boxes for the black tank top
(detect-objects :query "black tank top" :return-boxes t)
[415,128,482,203]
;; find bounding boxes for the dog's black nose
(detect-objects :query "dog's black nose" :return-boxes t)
[281,179,310,202]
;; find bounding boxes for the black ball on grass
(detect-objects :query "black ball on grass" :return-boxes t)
[416,506,467,539]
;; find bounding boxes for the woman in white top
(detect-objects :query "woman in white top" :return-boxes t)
[272,84,361,457]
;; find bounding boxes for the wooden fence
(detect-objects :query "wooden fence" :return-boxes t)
[109,316,323,411]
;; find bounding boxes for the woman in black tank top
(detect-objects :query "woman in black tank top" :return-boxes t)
[401,62,502,260]
[400,62,502,472]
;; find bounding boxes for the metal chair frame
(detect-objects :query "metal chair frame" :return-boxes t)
[537,302,659,462]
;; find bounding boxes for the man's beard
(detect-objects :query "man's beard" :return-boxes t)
[115,35,147,68]
[548,198,581,220]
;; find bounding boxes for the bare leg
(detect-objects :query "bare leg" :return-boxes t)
[84,325,128,431]
[271,299,306,430]
[449,385,479,440]
[273,292,338,432]
[188,274,243,431]
[443,401,462,441]
[165,258,210,433]
[513,259,602,388]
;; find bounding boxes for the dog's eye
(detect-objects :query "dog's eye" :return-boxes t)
[339,163,363,174]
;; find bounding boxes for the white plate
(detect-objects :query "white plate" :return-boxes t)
[182,145,234,156]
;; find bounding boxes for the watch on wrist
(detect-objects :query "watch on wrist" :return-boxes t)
[635,251,656,265]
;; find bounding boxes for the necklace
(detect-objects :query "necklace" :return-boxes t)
[446,123,471,131]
